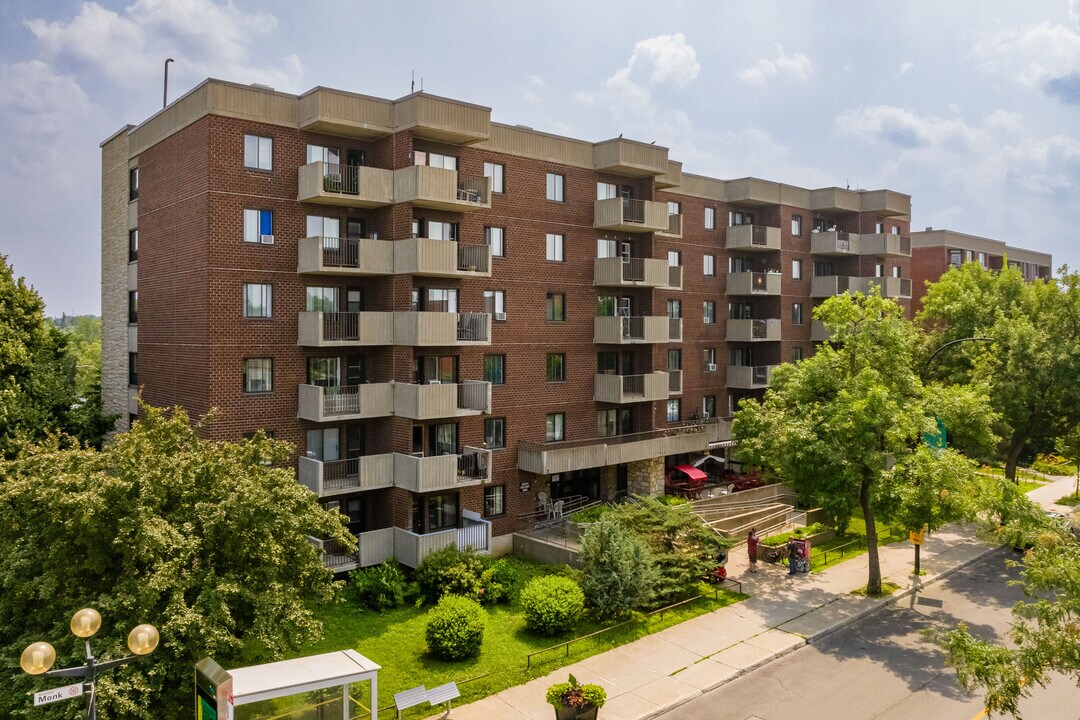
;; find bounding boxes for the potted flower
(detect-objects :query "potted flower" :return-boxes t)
[546,674,606,720]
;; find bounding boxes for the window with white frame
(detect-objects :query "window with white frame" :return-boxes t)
[546,233,564,261]
[666,398,681,423]
[483,290,505,317]
[244,209,274,244]
[484,226,505,257]
[668,250,681,267]
[306,287,338,312]
[306,144,339,165]
[546,173,565,201]
[703,347,717,369]
[704,207,716,230]
[792,214,802,236]
[892,265,901,278]
[703,301,716,324]
[243,284,272,318]
[875,222,884,233]
[703,254,716,277]
[729,210,754,226]
[792,258,803,280]
[703,395,716,419]
[306,215,340,240]
[792,302,803,325]
[484,485,505,516]
[483,162,505,193]
[546,412,565,441]
[792,347,804,362]
[597,238,617,258]
[484,418,506,451]
[415,151,457,170]
[597,182,617,200]
[244,135,273,170]
[668,200,681,215]
[875,262,885,277]
[243,358,273,393]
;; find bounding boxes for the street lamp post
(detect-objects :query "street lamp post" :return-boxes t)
[19,608,159,719]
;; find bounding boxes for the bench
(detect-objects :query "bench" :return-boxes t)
[427,681,461,714]
[394,685,428,719]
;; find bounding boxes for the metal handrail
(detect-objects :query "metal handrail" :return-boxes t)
[321,162,360,194]
[519,422,707,453]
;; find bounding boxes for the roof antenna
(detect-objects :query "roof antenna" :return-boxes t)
[420,76,424,92]
[411,69,415,93]
[846,178,850,190]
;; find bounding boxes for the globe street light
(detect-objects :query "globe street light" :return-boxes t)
[19,608,159,719]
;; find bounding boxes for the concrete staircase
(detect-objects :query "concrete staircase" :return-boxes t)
[691,483,803,539]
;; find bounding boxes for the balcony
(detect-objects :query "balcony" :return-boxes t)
[394,165,490,211]
[668,369,683,395]
[726,271,781,296]
[297,161,394,207]
[725,224,781,252]
[727,318,782,342]
[297,383,394,422]
[811,276,912,299]
[309,530,395,573]
[593,257,671,288]
[593,198,670,233]
[859,233,912,257]
[393,447,491,494]
[594,316,679,344]
[592,138,669,176]
[810,320,832,342]
[393,380,491,419]
[392,312,491,346]
[518,423,710,475]
[297,236,394,276]
[393,238,492,278]
[297,454,395,497]
[594,372,670,404]
[392,516,492,569]
[726,365,777,389]
[298,311,394,347]
[810,231,860,256]
[656,213,683,238]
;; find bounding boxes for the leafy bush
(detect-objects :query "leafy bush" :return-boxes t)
[1033,453,1075,476]
[424,595,485,660]
[346,560,410,611]
[519,576,584,635]
[569,504,610,523]
[416,545,507,605]
[657,495,690,506]
[546,674,607,709]
[761,523,829,547]
[579,521,656,619]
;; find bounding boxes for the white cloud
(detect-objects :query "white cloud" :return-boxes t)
[26,0,302,92]
[898,61,914,76]
[625,33,700,86]
[739,45,812,85]
[972,20,1080,103]
[528,74,545,88]
[1070,0,1080,24]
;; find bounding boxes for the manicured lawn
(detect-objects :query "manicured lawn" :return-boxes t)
[283,559,744,719]
[978,465,1045,484]
[851,581,901,597]
[1056,492,1080,506]
[805,517,907,572]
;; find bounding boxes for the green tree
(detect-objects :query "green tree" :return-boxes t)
[918,262,1080,480]
[733,290,993,595]
[0,406,353,719]
[578,520,656,619]
[1054,425,1080,500]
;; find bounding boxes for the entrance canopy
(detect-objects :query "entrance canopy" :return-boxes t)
[672,464,707,481]
[229,649,380,709]
[691,454,726,469]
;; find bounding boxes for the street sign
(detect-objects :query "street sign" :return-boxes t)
[34,682,84,706]
[910,530,924,545]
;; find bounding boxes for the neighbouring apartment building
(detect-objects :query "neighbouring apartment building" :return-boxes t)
[910,228,1053,314]
[101,79,916,572]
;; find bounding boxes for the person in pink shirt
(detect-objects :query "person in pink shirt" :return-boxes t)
[747,528,759,573]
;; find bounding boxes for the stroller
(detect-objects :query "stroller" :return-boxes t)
[703,549,728,583]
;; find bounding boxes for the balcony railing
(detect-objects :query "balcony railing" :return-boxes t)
[297,383,394,422]
[393,238,492,277]
[394,448,491,493]
[657,213,683,238]
[593,257,671,288]
[518,422,710,475]
[298,454,395,496]
[593,197,669,233]
[811,276,912,299]
[394,381,491,419]
[457,312,490,342]
[810,231,859,256]
[725,224,782,251]
[726,364,777,389]
[391,312,491,346]
[669,317,683,341]
[727,271,782,296]
[297,161,394,207]
[810,320,832,342]
[394,165,491,211]
[297,236,395,276]
[594,372,669,404]
[726,318,782,342]
[855,233,912,257]
[298,311,395,346]
[667,265,683,290]
[593,315,675,344]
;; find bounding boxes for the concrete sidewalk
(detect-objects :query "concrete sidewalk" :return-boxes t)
[433,474,1076,720]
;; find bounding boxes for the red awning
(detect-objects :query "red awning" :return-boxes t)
[672,465,708,481]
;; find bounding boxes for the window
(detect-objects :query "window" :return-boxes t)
[128,291,137,323]
[243,134,273,170]
[892,265,901,278]
[414,151,457,170]
[891,226,901,235]
[546,353,565,382]
[128,352,138,385]
[666,399,681,423]
[792,214,802,236]
[128,167,139,201]
[792,303,803,325]
[546,173,564,201]
[425,220,458,241]
[703,347,717,370]
[875,222,884,233]
[667,299,681,319]
[546,233,564,261]
[414,287,458,312]
[978,251,987,267]
[128,229,138,262]
[704,207,716,230]
[703,254,716,277]
[306,287,338,312]
[597,182,617,200]
[792,259,803,280]
[307,215,340,239]
[546,292,566,321]
[483,290,505,317]
[243,284,272,318]
[668,250,681,267]
[729,210,754,226]
[668,200,681,215]
[484,485,505,516]
[243,358,273,393]
[484,227,505,257]
[546,412,565,442]
[306,144,339,165]
[483,162,504,193]
[703,301,716,324]
[875,262,885,278]
[949,250,963,267]
[484,418,506,450]
[703,395,716,419]
[792,347,804,362]
[244,209,274,244]
[416,492,459,533]
[667,349,682,370]
[597,238,617,258]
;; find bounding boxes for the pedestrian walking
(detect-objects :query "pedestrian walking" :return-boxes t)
[747,529,759,573]
[787,536,801,576]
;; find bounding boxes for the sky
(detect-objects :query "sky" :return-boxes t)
[2,0,1079,316]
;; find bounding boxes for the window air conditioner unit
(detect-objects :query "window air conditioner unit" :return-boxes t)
[326,500,340,511]
[494,312,507,322]
[260,234,275,244]
[411,451,425,458]
[428,379,442,384]
[706,363,717,372]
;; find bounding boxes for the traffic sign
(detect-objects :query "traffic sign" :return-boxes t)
[34,682,84,706]
[910,530,924,545]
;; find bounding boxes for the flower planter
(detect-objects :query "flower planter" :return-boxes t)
[555,705,599,720]
[755,529,834,560]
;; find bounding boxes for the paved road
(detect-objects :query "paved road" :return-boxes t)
[660,548,1080,720]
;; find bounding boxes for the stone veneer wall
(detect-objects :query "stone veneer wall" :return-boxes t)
[627,456,665,496]
[101,131,132,434]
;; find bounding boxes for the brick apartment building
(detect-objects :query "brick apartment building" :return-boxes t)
[101,79,917,571]
[910,228,1053,314]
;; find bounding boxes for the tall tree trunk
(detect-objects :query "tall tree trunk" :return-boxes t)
[861,474,882,595]
[1004,432,1025,483]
